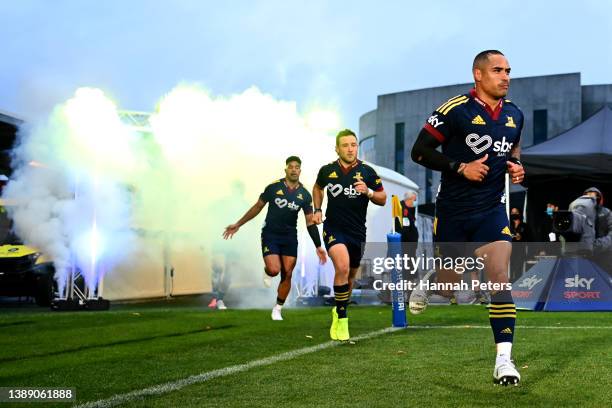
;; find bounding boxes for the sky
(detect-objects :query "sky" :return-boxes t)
[1,0,612,130]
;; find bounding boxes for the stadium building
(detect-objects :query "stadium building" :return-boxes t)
[0,110,21,181]
[359,73,612,204]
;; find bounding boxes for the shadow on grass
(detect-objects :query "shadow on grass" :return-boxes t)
[0,320,35,328]
[1,324,235,363]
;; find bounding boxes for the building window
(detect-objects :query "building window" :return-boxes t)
[533,109,547,145]
[359,135,376,162]
[395,123,405,174]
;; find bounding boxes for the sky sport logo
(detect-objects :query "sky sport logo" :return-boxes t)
[327,183,361,198]
[564,274,600,299]
[427,114,444,128]
[518,276,542,290]
[513,275,542,298]
[565,275,594,289]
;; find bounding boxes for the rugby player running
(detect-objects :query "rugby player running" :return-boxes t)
[224,156,327,320]
[410,50,525,385]
[312,129,387,341]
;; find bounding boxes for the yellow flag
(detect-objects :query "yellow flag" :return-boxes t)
[391,195,402,233]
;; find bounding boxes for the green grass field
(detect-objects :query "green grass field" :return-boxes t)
[2,303,611,407]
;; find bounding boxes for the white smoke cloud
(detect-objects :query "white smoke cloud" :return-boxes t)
[139,84,340,307]
[3,84,341,307]
[3,88,138,295]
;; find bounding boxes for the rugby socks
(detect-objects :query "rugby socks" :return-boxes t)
[496,342,513,365]
[489,290,516,358]
[334,283,350,319]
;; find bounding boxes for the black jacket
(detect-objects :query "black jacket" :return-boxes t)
[594,206,612,252]
[398,202,418,243]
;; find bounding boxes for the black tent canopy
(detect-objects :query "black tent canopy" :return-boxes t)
[522,106,612,177]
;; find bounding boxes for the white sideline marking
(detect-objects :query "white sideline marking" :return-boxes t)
[75,327,400,408]
[406,325,612,330]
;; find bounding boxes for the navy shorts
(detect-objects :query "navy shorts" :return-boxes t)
[434,205,512,243]
[261,232,298,258]
[322,223,365,269]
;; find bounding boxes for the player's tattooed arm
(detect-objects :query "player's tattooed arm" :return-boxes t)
[222,199,266,239]
[506,144,524,184]
[311,183,324,224]
[509,143,521,160]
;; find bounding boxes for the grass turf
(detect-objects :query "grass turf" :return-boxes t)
[1,304,611,407]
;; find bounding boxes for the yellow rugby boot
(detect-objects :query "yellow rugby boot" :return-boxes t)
[330,307,339,340]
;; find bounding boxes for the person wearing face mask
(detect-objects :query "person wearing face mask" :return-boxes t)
[509,207,529,243]
[397,191,419,247]
[584,187,612,276]
[539,202,559,243]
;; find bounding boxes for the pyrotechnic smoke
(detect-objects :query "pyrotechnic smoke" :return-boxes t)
[3,84,341,307]
[3,88,139,295]
[140,84,340,307]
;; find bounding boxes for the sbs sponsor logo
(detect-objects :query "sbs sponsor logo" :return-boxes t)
[465,134,513,156]
[274,198,300,211]
[327,183,361,198]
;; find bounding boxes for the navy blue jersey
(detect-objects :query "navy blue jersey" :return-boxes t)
[259,179,313,236]
[423,89,524,217]
[315,160,383,236]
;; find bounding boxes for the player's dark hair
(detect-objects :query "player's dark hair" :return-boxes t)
[473,50,504,70]
[336,129,357,146]
[285,155,301,165]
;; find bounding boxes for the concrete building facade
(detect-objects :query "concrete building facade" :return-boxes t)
[359,73,612,203]
[0,110,22,179]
